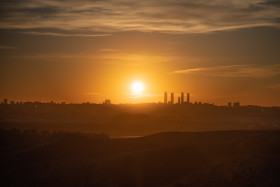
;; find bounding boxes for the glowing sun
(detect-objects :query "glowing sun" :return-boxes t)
[132,81,144,94]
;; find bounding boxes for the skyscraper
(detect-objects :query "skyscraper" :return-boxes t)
[178,97,180,104]
[104,99,111,104]
[187,93,190,103]
[181,92,184,104]
[171,93,174,104]
[164,92,167,104]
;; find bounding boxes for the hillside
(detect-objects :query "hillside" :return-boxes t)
[1,130,280,186]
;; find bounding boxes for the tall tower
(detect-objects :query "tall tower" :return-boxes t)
[164,92,167,104]
[187,93,190,103]
[171,93,174,104]
[178,97,180,104]
[181,92,184,104]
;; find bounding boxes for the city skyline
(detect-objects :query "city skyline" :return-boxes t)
[1,90,243,107]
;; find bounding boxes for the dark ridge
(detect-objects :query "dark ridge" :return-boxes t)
[1,129,280,186]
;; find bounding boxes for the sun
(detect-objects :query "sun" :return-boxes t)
[132,81,144,94]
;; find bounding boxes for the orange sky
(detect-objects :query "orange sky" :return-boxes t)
[1,0,280,106]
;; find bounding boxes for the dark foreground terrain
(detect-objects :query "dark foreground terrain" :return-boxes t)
[1,129,280,186]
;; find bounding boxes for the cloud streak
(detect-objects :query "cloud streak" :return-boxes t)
[171,64,280,78]
[19,31,110,37]
[0,45,17,50]
[0,0,280,35]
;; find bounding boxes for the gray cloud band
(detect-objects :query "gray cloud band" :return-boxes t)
[0,0,280,35]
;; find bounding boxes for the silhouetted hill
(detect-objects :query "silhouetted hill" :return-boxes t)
[1,130,280,186]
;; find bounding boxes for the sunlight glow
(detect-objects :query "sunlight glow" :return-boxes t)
[132,81,144,94]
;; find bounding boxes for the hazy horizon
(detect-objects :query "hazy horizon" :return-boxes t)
[2,98,279,107]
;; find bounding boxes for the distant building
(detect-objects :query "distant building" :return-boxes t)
[178,97,181,104]
[4,99,7,104]
[181,92,184,104]
[164,92,167,104]
[10,101,15,105]
[103,99,111,105]
[187,93,190,103]
[171,93,174,104]
[228,102,232,107]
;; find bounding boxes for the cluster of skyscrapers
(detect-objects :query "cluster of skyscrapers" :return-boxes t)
[164,92,190,104]
[228,102,240,107]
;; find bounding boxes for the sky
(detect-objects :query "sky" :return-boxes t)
[0,0,280,106]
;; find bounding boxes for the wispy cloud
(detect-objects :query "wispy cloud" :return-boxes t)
[171,64,280,78]
[19,31,110,37]
[0,0,280,35]
[0,45,18,50]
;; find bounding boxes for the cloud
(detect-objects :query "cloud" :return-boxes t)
[171,67,209,74]
[19,31,110,37]
[171,64,280,78]
[0,0,280,35]
[0,45,17,50]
